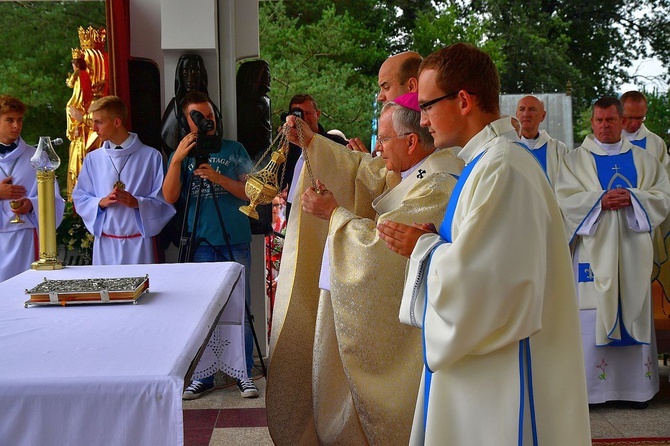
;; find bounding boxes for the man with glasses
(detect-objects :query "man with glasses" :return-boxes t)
[621,90,668,168]
[378,43,591,444]
[266,93,462,445]
[556,96,670,409]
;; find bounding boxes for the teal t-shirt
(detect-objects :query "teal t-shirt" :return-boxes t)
[170,139,252,246]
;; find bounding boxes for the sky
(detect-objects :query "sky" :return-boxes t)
[620,57,668,94]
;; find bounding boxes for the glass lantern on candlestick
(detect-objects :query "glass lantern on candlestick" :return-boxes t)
[30,136,64,270]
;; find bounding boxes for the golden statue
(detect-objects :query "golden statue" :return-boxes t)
[66,26,109,199]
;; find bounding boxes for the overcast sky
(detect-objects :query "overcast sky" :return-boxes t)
[620,57,668,93]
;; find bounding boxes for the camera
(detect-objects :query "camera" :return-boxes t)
[189,109,220,163]
[280,107,305,122]
[290,107,304,120]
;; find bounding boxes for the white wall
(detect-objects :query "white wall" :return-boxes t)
[129,0,267,358]
[129,0,260,138]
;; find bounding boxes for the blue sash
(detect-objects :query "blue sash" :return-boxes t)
[529,143,548,174]
[430,149,538,444]
[592,150,637,190]
[438,151,486,241]
[591,149,641,346]
[423,150,485,432]
[631,137,647,149]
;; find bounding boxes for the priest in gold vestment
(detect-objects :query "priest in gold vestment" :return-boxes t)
[266,93,463,445]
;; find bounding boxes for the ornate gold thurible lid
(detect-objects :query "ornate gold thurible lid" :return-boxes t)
[239,121,312,219]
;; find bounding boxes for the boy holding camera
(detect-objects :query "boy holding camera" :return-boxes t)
[72,95,175,265]
[162,90,258,399]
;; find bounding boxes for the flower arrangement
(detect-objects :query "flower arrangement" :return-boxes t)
[56,200,94,265]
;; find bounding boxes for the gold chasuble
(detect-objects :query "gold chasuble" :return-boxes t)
[267,135,462,445]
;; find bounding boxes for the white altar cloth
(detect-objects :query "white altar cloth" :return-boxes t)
[0,262,245,446]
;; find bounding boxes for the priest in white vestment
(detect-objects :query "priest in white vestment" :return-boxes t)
[555,96,670,406]
[516,95,569,186]
[0,95,65,282]
[621,91,669,168]
[73,96,175,265]
[621,91,670,301]
[378,43,591,445]
[266,93,463,445]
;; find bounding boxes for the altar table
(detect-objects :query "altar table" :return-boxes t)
[0,262,245,446]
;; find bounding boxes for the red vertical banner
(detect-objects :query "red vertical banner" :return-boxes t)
[106,0,132,125]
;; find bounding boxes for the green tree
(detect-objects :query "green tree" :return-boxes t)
[645,90,670,146]
[0,1,106,185]
[259,1,378,148]
[412,3,504,67]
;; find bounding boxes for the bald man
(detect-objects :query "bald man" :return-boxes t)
[348,51,423,153]
[377,51,422,104]
[516,95,569,186]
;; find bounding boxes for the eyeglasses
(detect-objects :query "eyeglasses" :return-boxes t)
[376,132,412,147]
[419,91,476,114]
[624,115,646,122]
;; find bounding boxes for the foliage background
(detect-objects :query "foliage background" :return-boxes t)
[0,0,668,211]
[0,1,106,258]
[1,0,668,159]
[0,1,106,184]
[259,0,670,147]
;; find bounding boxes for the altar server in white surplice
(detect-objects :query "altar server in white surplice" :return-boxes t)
[516,94,569,186]
[72,96,175,265]
[555,96,670,407]
[0,95,65,282]
[378,43,591,446]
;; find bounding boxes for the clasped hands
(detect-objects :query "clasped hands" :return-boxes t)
[99,188,138,209]
[601,188,631,211]
[377,221,438,258]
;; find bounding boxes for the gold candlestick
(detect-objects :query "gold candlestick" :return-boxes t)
[30,137,63,271]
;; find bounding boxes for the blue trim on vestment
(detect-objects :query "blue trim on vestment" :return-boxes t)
[603,298,649,346]
[631,137,647,149]
[592,151,637,190]
[424,150,485,436]
[530,143,548,175]
[525,339,539,445]
[518,338,539,446]
[422,247,440,432]
[629,190,653,235]
[439,151,486,241]
[518,341,525,445]
[568,191,607,245]
[516,142,550,183]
